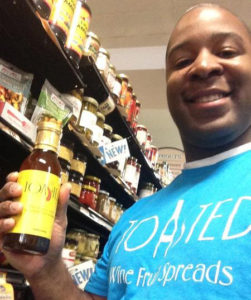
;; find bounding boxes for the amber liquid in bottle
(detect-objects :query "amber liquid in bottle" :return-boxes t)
[3,120,61,255]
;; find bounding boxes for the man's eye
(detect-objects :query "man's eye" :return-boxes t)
[175,58,193,69]
[217,48,238,58]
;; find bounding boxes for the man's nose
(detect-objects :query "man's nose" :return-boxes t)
[188,49,223,80]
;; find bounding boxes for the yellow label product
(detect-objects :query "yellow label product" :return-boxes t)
[0,272,14,300]
[66,1,91,57]
[10,170,60,240]
[49,0,76,38]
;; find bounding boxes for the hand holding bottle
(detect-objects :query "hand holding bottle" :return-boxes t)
[0,172,71,280]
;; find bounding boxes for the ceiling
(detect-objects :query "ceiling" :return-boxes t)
[87,0,251,149]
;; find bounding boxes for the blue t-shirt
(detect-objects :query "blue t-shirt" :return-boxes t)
[85,147,251,299]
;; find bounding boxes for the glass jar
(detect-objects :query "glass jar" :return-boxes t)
[145,133,152,150]
[135,124,148,147]
[70,151,87,176]
[84,233,100,258]
[59,137,74,163]
[98,95,116,116]
[49,0,77,44]
[134,99,141,122]
[139,182,156,199]
[106,64,116,91]
[82,31,101,62]
[62,236,78,268]
[92,112,105,147]
[59,157,71,184]
[127,92,137,125]
[63,89,83,126]
[78,96,98,142]
[111,75,122,104]
[125,83,133,117]
[131,163,141,195]
[65,0,92,66]
[69,229,87,262]
[118,74,129,107]
[79,185,97,210]
[123,157,137,189]
[84,175,101,197]
[95,48,110,80]
[145,145,159,168]
[69,170,84,202]
[100,123,113,145]
[96,190,110,218]
[108,197,117,223]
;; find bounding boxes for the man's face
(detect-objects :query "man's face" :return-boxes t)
[166,7,251,148]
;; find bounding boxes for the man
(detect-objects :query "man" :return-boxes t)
[1,3,251,299]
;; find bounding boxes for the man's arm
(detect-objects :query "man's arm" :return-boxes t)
[0,172,106,300]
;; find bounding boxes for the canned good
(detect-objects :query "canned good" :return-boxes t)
[82,31,100,61]
[49,0,77,44]
[92,112,105,147]
[96,190,110,218]
[79,185,97,209]
[78,96,98,142]
[95,48,110,80]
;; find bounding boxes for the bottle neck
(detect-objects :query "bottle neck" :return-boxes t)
[34,128,61,154]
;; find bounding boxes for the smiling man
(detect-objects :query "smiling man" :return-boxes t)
[0,3,251,300]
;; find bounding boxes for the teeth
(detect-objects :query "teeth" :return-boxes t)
[192,93,225,103]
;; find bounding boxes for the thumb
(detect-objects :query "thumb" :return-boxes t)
[55,183,71,224]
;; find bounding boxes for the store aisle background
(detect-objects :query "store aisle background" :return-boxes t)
[89,0,251,149]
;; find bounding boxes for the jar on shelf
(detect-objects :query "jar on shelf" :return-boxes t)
[63,88,83,126]
[78,96,98,142]
[108,197,117,223]
[131,163,141,195]
[49,0,77,44]
[100,123,113,145]
[118,74,129,107]
[70,151,87,176]
[106,64,116,91]
[79,185,97,210]
[69,229,87,263]
[92,112,105,147]
[134,99,141,123]
[139,182,156,199]
[125,83,133,117]
[145,133,152,151]
[59,157,71,184]
[135,124,148,147]
[123,157,137,189]
[111,75,122,104]
[84,175,101,197]
[145,145,159,168]
[95,48,110,80]
[65,0,92,66]
[32,0,53,19]
[127,92,137,125]
[62,236,78,268]
[82,31,101,62]
[68,170,84,202]
[59,137,74,163]
[96,190,110,218]
[84,233,100,258]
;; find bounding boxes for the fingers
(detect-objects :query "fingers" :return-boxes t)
[0,182,22,202]
[55,183,71,226]
[6,172,18,183]
[0,217,15,233]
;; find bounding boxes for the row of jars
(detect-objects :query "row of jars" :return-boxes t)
[62,228,100,268]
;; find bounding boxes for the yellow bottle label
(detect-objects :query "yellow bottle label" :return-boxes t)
[49,0,76,37]
[10,170,60,240]
[66,3,91,56]
[0,273,14,300]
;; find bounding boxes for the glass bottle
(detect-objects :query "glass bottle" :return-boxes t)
[3,118,62,254]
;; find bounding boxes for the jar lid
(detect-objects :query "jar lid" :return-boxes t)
[99,190,109,196]
[69,170,84,180]
[109,64,116,71]
[136,99,141,106]
[70,228,86,234]
[118,73,129,81]
[86,233,100,239]
[85,175,101,183]
[87,31,100,43]
[109,197,116,203]
[71,88,84,101]
[97,112,105,121]
[136,124,147,130]
[83,96,98,108]
[127,83,133,91]
[82,185,96,192]
[132,92,137,98]
[112,134,123,141]
[104,123,113,133]
[99,47,110,59]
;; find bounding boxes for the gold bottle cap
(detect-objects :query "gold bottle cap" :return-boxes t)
[97,112,105,121]
[87,31,100,43]
[83,96,99,108]
[118,73,129,81]
[35,119,62,153]
[104,123,113,133]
